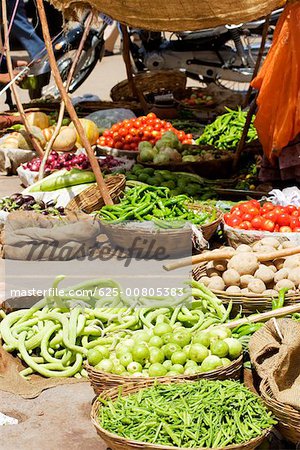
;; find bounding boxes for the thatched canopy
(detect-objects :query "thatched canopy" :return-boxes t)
[51,0,285,31]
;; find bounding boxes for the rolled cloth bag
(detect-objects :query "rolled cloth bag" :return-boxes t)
[249,318,300,411]
[3,210,101,260]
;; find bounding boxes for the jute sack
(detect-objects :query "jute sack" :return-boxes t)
[3,210,101,260]
[249,318,300,411]
[52,0,285,32]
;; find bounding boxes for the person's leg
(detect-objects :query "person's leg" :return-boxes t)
[7,0,44,59]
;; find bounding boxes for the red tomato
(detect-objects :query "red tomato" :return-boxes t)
[112,131,120,141]
[125,134,133,143]
[273,206,285,216]
[186,133,193,140]
[262,202,275,211]
[239,221,252,230]
[114,141,123,149]
[145,126,153,132]
[242,213,254,222]
[231,209,243,218]
[111,124,120,132]
[279,226,292,233]
[130,143,137,150]
[154,124,162,131]
[293,227,300,232]
[251,216,263,230]
[227,216,242,227]
[239,202,251,214]
[182,139,192,144]
[224,213,231,224]
[165,122,172,129]
[292,210,300,217]
[277,214,291,227]
[263,211,278,223]
[105,138,114,147]
[177,131,186,140]
[133,119,142,129]
[285,205,297,215]
[274,224,280,232]
[249,199,260,209]
[247,206,260,216]
[102,130,112,137]
[151,130,161,138]
[290,217,300,229]
[261,219,275,232]
[118,127,127,137]
[146,112,157,120]
[123,144,131,150]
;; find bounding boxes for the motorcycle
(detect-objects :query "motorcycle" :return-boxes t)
[18,12,109,99]
[18,9,281,100]
[128,10,282,92]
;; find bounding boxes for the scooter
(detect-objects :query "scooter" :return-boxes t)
[129,10,282,91]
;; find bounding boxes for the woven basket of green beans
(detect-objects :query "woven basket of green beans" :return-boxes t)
[91,379,275,450]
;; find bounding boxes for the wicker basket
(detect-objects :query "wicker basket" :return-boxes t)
[91,377,270,450]
[100,204,222,256]
[174,86,217,110]
[260,379,300,444]
[86,354,242,395]
[224,224,300,248]
[110,70,187,102]
[193,263,300,315]
[66,174,126,214]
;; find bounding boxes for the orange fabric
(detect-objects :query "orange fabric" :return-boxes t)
[251,3,300,163]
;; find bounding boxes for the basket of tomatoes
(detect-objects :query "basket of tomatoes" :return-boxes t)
[223,199,300,247]
[96,113,193,154]
[174,87,217,109]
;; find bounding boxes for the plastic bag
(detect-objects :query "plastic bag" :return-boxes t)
[85,109,136,129]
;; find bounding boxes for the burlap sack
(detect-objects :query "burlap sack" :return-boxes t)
[3,210,101,260]
[249,318,300,411]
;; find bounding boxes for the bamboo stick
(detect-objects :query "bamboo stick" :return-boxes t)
[243,15,270,108]
[224,303,300,329]
[38,11,94,181]
[36,0,113,205]
[120,24,148,113]
[163,245,300,271]
[2,0,44,157]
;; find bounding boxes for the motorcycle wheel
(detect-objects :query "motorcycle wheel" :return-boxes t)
[42,43,103,98]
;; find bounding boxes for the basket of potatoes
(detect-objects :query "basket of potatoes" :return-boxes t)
[193,237,300,315]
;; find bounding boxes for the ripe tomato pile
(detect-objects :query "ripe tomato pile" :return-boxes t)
[97,113,193,151]
[224,200,300,233]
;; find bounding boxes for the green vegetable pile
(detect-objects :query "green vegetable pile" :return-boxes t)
[125,165,214,198]
[196,107,257,150]
[97,185,216,227]
[139,131,183,165]
[0,278,233,378]
[88,324,242,377]
[98,379,276,448]
[170,119,204,138]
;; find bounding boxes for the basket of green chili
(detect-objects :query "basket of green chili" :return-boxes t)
[91,379,275,450]
[96,185,222,256]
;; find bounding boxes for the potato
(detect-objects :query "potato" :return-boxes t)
[198,276,210,287]
[236,244,252,253]
[226,286,241,294]
[288,268,300,285]
[241,288,250,294]
[254,266,274,284]
[282,241,295,249]
[275,279,295,291]
[240,275,255,288]
[252,242,263,252]
[260,237,280,249]
[257,245,276,253]
[274,268,289,283]
[222,269,240,286]
[264,289,279,296]
[228,253,259,276]
[248,279,266,294]
[283,255,300,269]
[213,259,227,272]
[208,276,225,291]
[274,258,285,270]
[263,261,277,272]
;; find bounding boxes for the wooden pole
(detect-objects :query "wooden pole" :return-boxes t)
[243,15,270,108]
[232,15,271,172]
[36,0,113,205]
[120,24,148,113]
[232,93,258,171]
[2,0,44,157]
[38,11,94,181]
